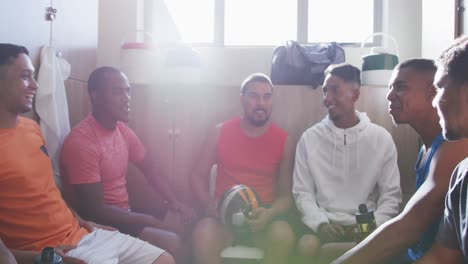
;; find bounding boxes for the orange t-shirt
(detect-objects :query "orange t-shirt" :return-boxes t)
[0,117,88,251]
[215,117,288,204]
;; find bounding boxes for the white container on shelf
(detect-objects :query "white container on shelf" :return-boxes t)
[361,32,399,86]
[120,42,158,84]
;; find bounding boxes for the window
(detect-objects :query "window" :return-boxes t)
[308,0,374,43]
[164,0,214,43]
[224,0,297,46]
[150,0,379,46]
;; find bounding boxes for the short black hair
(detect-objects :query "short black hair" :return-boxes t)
[436,36,468,85]
[325,63,361,86]
[395,58,436,73]
[240,73,273,94]
[87,66,121,94]
[0,43,29,66]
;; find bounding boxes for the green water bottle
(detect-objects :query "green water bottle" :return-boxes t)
[33,247,62,264]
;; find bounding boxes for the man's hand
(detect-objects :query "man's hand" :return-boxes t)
[318,223,345,243]
[54,245,87,264]
[245,207,274,233]
[78,220,117,233]
[141,214,166,229]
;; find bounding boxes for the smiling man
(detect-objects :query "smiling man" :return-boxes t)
[0,44,176,264]
[293,63,402,264]
[191,73,295,264]
[332,59,468,264]
[60,66,194,262]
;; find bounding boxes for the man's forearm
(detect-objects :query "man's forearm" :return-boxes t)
[269,195,292,217]
[83,204,159,228]
[332,217,419,264]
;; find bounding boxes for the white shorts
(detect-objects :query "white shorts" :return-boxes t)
[66,229,165,264]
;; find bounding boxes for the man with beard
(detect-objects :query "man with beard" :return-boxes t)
[415,36,468,263]
[293,63,402,263]
[191,73,295,264]
[332,59,468,264]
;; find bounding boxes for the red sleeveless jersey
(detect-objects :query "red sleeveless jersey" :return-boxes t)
[215,117,288,204]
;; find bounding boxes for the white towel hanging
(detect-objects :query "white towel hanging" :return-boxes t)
[36,45,71,188]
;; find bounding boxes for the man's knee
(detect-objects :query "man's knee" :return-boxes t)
[152,252,175,264]
[266,220,295,247]
[168,233,182,253]
[192,217,233,263]
[193,217,222,239]
[297,234,321,257]
[140,227,182,256]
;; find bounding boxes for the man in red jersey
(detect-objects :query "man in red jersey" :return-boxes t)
[191,73,295,264]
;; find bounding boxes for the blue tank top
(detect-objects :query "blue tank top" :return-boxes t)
[407,134,445,261]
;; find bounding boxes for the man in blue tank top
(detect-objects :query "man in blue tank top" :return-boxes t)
[415,36,468,263]
[332,59,468,264]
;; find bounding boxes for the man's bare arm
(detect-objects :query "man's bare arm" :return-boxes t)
[332,140,468,264]
[190,125,220,216]
[74,182,164,229]
[270,136,294,217]
[135,151,194,221]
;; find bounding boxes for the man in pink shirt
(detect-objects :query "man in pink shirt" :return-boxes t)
[60,66,194,263]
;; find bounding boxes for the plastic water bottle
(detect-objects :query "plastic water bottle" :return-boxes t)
[33,247,62,264]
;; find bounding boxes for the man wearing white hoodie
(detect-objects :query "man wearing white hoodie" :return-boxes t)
[293,63,402,263]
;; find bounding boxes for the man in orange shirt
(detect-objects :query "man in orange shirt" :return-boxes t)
[0,43,174,264]
[191,73,295,264]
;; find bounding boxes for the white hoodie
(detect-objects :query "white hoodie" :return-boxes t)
[293,111,402,232]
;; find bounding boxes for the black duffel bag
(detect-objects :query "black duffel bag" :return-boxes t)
[271,40,345,88]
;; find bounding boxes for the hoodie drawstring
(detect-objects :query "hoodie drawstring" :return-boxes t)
[333,132,337,168]
[356,133,360,169]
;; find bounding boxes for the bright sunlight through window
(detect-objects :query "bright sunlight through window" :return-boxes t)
[161,0,375,45]
[308,0,374,43]
[165,0,214,43]
[224,0,297,46]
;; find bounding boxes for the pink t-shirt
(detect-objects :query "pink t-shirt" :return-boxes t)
[60,114,145,209]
